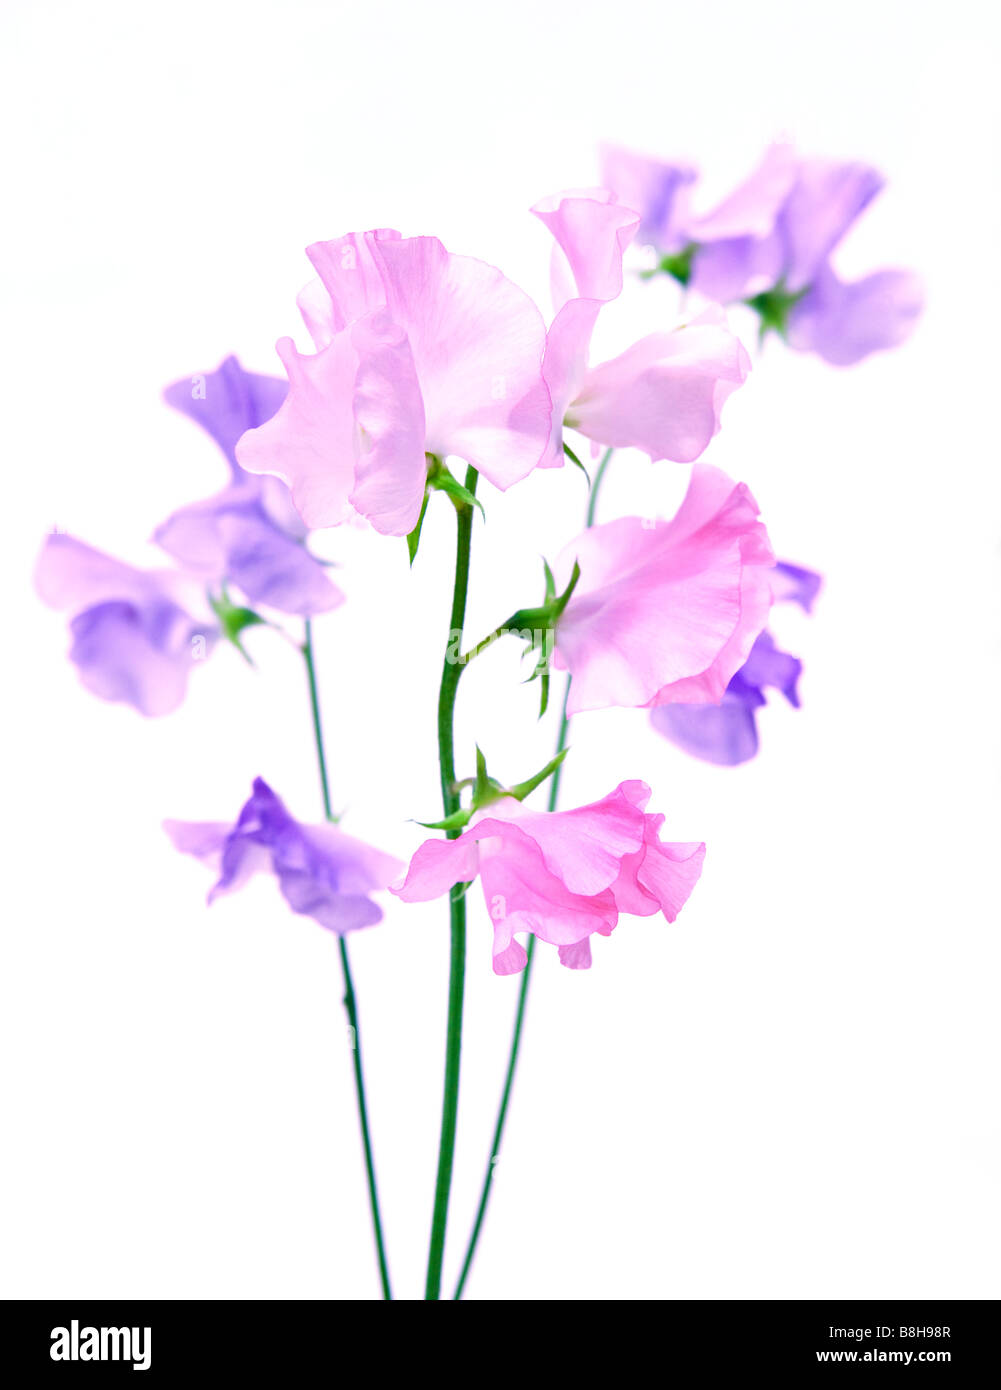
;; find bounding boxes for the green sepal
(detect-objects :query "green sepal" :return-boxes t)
[639,243,697,285]
[562,441,591,483]
[471,744,505,810]
[414,807,473,833]
[744,281,808,343]
[208,586,266,665]
[406,489,431,566]
[428,459,485,519]
[506,747,569,802]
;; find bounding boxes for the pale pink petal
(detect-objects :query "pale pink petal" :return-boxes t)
[555,465,774,714]
[636,835,706,921]
[470,786,647,896]
[531,191,640,467]
[348,312,428,535]
[372,237,551,488]
[557,939,593,969]
[531,190,639,310]
[390,834,482,902]
[569,307,750,463]
[236,332,359,530]
[300,229,401,344]
[491,928,529,976]
[476,828,617,948]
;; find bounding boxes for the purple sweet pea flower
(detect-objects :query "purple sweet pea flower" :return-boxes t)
[35,533,216,717]
[693,149,922,363]
[650,562,821,766]
[165,777,402,935]
[156,356,343,617]
[606,142,922,366]
[599,145,697,253]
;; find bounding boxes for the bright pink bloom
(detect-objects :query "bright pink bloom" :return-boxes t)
[551,464,775,715]
[532,191,749,464]
[392,781,704,974]
[236,231,552,535]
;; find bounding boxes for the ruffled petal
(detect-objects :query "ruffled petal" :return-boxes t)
[598,144,697,251]
[300,229,401,344]
[347,311,428,536]
[786,264,923,366]
[569,307,750,463]
[555,466,774,714]
[531,189,639,310]
[390,834,482,902]
[236,332,359,529]
[373,236,551,489]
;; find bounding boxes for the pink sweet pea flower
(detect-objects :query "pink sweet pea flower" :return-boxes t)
[532,190,750,465]
[236,230,552,535]
[392,780,705,974]
[551,464,775,715]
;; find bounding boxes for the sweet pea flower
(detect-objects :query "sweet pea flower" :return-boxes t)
[35,533,216,717]
[603,143,922,365]
[155,356,343,616]
[651,561,822,765]
[392,780,704,973]
[550,464,775,715]
[165,777,402,935]
[598,147,697,253]
[235,231,553,535]
[533,190,750,464]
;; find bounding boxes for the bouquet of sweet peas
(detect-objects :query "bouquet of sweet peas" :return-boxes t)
[35,142,920,1300]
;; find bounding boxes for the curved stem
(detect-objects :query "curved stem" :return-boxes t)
[302,618,393,1301]
[452,447,613,1298]
[426,467,479,1301]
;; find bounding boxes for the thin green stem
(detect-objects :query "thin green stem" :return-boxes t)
[585,447,614,529]
[302,617,393,1301]
[302,620,333,820]
[452,448,613,1299]
[426,467,479,1301]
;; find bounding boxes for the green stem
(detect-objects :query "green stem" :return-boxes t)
[302,617,393,1301]
[426,467,479,1301]
[452,448,613,1298]
[585,447,614,529]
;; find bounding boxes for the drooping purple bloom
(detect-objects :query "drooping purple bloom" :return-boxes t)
[785,264,924,367]
[156,356,343,617]
[650,562,821,765]
[165,777,402,935]
[35,533,216,717]
[599,145,697,253]
[604,142,922,366]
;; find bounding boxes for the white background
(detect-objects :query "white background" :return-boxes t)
[2,0,999,1301]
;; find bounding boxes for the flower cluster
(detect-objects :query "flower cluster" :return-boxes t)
[602,142,923,364]
[37,142,919,1298]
